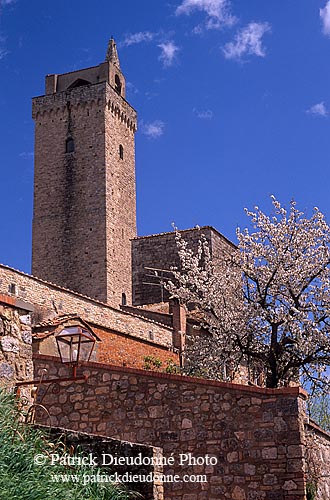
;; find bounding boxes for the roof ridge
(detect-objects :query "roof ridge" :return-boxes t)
[133,226,236,248]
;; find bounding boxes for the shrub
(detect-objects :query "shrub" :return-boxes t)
[0,389,137,500]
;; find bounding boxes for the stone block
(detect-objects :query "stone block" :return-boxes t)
[261,447,277,460]
[232,485,246,500]
[1,336,19,353]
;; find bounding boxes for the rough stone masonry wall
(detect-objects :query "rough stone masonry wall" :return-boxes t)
[32,83,108,303]
[104,82,137,307]
[41,425,164,500]
[32,81,137,307]
[0,297,33,387]
[305,422,330,500]
[34,354,308,500]
[0,264,173,348]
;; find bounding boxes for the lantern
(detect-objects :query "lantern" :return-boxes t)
[56,325,95,371]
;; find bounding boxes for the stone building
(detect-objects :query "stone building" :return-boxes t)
[31,37,234,313]
[0,293,33,389]
[132,226,235,306]
[32,39,137,308]
[0,262,181,371]
[27,37,234,371]
[1,38,330,500]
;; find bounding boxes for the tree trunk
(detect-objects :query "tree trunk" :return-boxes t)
[266,324,279,388]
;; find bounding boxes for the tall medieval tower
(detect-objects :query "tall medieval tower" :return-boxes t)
[32,40,137,307]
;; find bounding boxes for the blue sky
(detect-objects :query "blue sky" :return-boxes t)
[1,0,330,273]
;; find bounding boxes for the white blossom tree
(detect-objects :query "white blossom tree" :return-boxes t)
[167,197,330,389]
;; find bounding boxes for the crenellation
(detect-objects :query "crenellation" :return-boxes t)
[33,82,136,128]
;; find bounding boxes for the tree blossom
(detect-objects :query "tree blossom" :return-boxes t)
[167,197,330,389]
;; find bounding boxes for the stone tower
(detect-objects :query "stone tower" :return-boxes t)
[32,39,137,307]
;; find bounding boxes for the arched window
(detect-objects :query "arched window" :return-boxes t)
[115,74,122,95]
[119,144,124,160]
[121,293,127,306]
[66,137,75,153]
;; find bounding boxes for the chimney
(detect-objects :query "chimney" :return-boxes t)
[170,298,186,367]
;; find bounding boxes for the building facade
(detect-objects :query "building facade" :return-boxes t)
[132,226,235,306]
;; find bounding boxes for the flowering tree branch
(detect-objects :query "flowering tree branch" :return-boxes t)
[167,197,330,390]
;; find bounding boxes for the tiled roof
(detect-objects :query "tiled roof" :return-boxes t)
[34,313,80,329]
[33,314,101,341]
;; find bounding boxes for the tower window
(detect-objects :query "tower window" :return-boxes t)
[119,144,124,160]
[115,74,122,95]
[8,283,17,295]
[66,137,75,153]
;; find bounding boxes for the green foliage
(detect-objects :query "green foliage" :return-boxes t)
[143,355,162,370]
[143,355,181,374]
[308,392,330,433]
[306,481,317,500]
[164,358,180,374]
[0,389,136,500]
[181,366,209,379]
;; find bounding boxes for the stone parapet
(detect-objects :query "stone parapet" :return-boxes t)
[32,82,137,131]
[305,420,330,499]
[34,354,308,500]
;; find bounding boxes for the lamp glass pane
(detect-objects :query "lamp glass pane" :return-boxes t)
[56,325,95,363]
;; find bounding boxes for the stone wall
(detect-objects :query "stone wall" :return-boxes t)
[0,295,33,389]
[121,305,173,327]
[0,264,173,348]
[305,421,330,500]
[132,227,235,306]
[34,354,308,500]
[40,425,164,500]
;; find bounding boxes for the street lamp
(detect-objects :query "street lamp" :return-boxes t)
[55,325,95,377]
[16,324,96,422]
[16,321,97,415]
